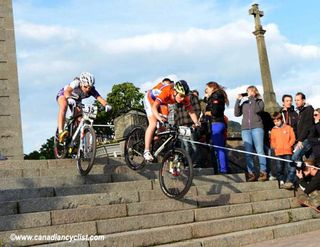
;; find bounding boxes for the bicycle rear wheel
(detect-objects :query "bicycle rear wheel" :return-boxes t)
[76,125,96,176]
[124,126,146,170]
[159,148,193,199]
[53,128,67,159]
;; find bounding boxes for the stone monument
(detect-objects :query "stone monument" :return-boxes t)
[249,3,280,113]
[0,0,24,159]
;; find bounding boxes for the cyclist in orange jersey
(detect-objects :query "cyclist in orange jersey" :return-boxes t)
[143,79,200,161]
[145,78,174,119]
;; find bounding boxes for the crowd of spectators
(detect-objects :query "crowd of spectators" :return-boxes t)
[165,80,319,208]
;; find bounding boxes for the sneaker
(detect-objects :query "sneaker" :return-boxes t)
[258,172,268,182]
[279,180,285,189]
[282,182,294,190]
[247,173,256,182]
[0,154,7,160]
[143,150,154,162]
[58,130,69,143]
[269,175,277,181]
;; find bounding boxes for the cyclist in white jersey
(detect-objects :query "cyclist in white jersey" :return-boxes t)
[56,72,111,142]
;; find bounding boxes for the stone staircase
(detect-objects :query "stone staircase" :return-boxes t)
[0,158,319,247]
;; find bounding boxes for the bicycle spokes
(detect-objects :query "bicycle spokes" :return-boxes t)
[76,126,96,176]
[159,148,193,199]
[80,131,93,158]
[124,126,146,170]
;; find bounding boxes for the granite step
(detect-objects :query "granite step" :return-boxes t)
[156,218,320,247]
[89,208,319,247]
[0,201,316,246]
[0,186,294,217]
[0,175,277,203]
[0,161,215,179]
[0,173,245,190]
[0,196,299,232]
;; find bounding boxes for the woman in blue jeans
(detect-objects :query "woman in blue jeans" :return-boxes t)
[205,82,229,173]
[234,86,267,181]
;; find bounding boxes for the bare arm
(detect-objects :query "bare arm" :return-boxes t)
[151,100,164,122]
[188,110,199,125]
[96,96,107,107]
[63,86,73,98]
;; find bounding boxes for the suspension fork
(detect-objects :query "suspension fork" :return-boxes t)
[78,120,94,152]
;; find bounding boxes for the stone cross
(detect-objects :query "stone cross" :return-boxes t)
[249,3,280,113]
[249,3,264,30]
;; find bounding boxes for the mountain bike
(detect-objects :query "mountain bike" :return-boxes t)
[54,101,98,176]
[124,123,193,199]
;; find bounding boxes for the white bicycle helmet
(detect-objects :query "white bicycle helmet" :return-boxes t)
[79,72,95,87]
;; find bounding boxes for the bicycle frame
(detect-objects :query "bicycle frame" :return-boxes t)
[152,127,179,158]
[67,104,97,156]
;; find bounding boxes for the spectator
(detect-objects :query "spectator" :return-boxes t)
[259,111,276,180]
[192,90,200,98]
[270,112,296,189]
[280,94,299,136]
[234,85,267,182]
[309,108,320,165]
[296,159,320,210]
[174,89,202,167]
[292,92,314,161]
[205,81,229,174]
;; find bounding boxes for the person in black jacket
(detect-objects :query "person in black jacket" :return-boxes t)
[292,92,314,161]
[296,159,320,210]
[297,110,320,210]
[309,108,320,165]
[205,81,229,173]
[280,94,299,136]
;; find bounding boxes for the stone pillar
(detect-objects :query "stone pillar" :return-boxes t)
[0,0,24,159]
[249,3,280,113]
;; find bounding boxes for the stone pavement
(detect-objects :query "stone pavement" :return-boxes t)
[246,229,320,247]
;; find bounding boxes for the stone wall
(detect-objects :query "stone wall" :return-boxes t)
[114,110,148,141]
[0,0,23,159]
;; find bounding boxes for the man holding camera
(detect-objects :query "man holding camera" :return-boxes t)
[296,159,320,211]
[292,92,314,161]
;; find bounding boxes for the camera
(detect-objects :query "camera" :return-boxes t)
[295,161,306,171]
[241,93,248,97]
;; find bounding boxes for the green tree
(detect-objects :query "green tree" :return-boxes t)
[24,150,41,160]
[24,136,55,160]
[39,136,55,159]
[107,82,144,118]
[94,82,144,137]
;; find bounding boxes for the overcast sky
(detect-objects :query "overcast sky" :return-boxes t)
[12,0,320,154]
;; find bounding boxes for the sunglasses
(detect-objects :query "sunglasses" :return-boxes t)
[83,85,91,90]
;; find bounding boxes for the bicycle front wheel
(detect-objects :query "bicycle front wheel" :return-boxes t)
[159,148,193,199]
[76,125,96,176]
[124,126,146,170]
[53,128,67,159]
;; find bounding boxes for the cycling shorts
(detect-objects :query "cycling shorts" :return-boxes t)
[143,93,169,118]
